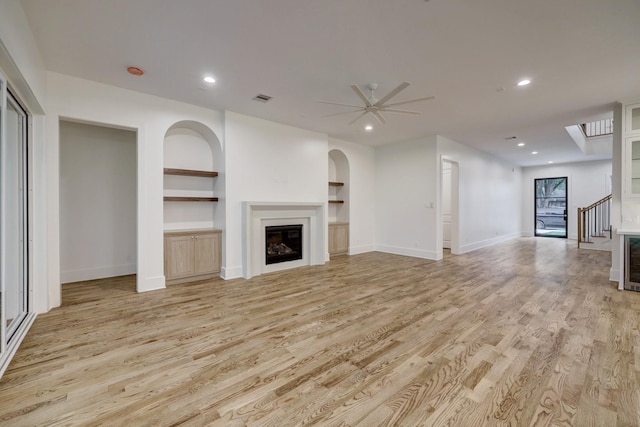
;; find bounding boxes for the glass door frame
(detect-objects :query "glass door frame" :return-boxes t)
[4,88,29,341]
[0,71,32,373]
[534,177,568,239]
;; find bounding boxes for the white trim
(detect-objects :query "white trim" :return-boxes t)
[0,313,35,379]
[348,244,375,255]
[60,263,137,284]
[458,232,522,254]
[221,265,243,280]
[375,244,439,260]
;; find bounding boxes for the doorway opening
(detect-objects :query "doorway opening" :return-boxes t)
[534,177,567,238]
[440,158,459,255]
[59,120,137,285]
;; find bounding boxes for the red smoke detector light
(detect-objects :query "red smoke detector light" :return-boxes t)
[127,66,144,76]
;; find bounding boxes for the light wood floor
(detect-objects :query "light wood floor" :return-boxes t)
[1,238,638,426]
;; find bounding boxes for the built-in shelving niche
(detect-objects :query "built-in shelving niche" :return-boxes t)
[328,149,350,256]
[163,121,224,231]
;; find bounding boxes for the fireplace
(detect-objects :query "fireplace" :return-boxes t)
[266,225,303,265]
[242,202,326,279]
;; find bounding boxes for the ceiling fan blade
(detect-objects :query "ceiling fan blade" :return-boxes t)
[317,100,364,109]
[322,110,364,118]
[348,111,369,125]
[374,81,410,107]
[384,95,435,108]
[350,84,372,107]
[378,108,421,115]
[372,111,387,125]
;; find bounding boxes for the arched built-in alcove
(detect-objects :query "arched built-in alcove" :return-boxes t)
[162,120,224,284]
[328,149,350,256]
[163,120,223,230]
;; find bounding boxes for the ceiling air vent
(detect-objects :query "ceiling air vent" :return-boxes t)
[504,136,517,140]
[253,94,272,103]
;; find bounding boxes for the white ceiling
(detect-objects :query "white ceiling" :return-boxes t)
[20,0,640,166]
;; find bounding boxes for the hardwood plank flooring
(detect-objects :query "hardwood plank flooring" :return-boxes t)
[1,237,639,426]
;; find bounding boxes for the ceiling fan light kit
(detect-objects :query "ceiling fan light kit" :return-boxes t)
[319,81,434,125]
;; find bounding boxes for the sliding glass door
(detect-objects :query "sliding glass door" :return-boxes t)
[534,177,567,238]
[4,89,28,340]
[0,73,30,375]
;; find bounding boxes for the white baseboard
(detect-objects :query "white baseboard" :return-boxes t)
[610,267,620,283]
[458,232,522,254]
[61,263,136,284]
[138,275,166,292]
[375,244,439,260]
[221,265,243,280]
[348,244,375,255]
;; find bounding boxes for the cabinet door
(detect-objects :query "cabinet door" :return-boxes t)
[627,104,640,135]
[329,223,349,255]
[165,235,195,279]
[194,233,221,274]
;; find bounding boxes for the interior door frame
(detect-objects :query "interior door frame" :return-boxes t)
[534,176,568,239]
[439,157,460,256]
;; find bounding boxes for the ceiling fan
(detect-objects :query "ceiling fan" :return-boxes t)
[318,81,434,125]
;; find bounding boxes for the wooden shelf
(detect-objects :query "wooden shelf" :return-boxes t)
[328,200,344,204]
[164,168,218,178]
[328,181,344,187]
[163,196,219,202]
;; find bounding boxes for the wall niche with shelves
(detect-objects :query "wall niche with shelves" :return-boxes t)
[163,120,224,230]
[328,149,350,256]
[163,120,224,283]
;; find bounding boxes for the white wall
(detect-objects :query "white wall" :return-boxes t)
[375,135,522,260]
[59,121,137,283]
[375,136,439,259]
[437,136,522,254]
[329,138,376,255]
[521,159,612,239]
[46,72,225,304]
[224,111,328,279]
[0,0,48,314]
[0,0,46,113]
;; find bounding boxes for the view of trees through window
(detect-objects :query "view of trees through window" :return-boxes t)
[535,177,567,238]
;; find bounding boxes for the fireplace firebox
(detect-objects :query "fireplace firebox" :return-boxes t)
[265,225,303,265]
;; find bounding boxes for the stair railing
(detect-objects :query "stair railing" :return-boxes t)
[577,194,612,249]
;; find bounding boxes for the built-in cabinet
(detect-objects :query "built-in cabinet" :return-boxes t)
[619,102,640,290]
[328,150,350,257]
[164,229,221,285]
[328,222,349,255]
[626,103,640,135]
[624,104,640,197]
[163,121,224,284]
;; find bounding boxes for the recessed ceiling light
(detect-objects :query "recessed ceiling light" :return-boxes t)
[127,66,144,76]
[548,161,554,164]
[517,79,531,87]
[517,142,525,147]
[531,151,538,155]
[365,125,373,131]
[203,76,216,84]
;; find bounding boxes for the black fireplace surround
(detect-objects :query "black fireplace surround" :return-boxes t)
[265,224,303,265]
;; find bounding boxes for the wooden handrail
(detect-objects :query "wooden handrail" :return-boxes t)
[577,194,612,249]
[578,194,612,213]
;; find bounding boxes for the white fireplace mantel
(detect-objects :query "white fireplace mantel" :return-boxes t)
[242,202,326,279]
